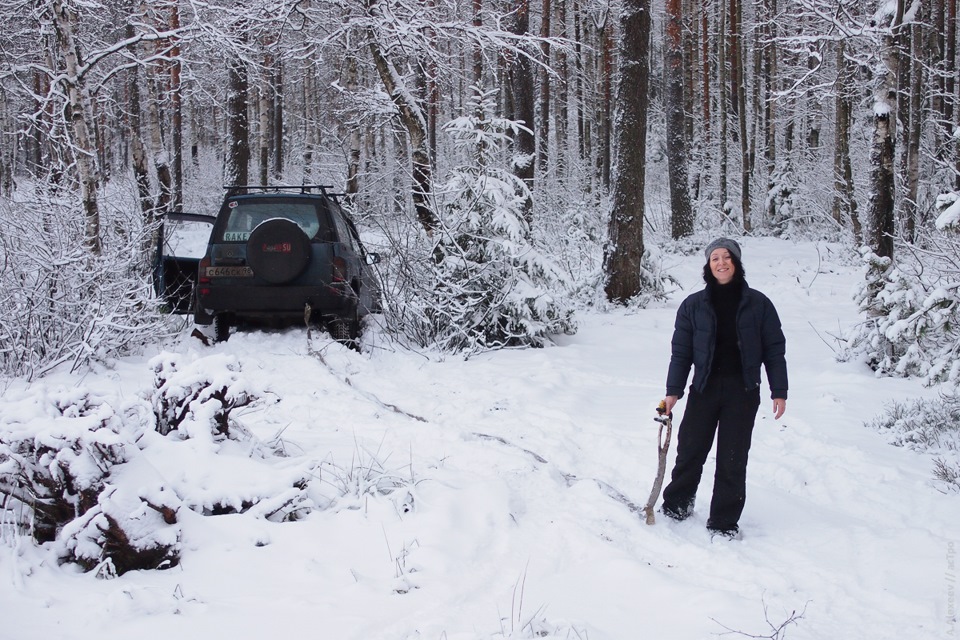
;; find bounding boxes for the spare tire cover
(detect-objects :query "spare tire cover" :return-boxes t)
[246,218,311,284]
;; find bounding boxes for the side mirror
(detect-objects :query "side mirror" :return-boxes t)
[365,253,381,265]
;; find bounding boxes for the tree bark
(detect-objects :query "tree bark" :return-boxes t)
[226,53,250,188]
[832,39,859,239]
[598,13,613,190]
[538,0,551,175]
[718,0,729,216]
[365,5,438,234]
[666,0,693,238]
[901,19,923,242]
[169,3,183,211]
[604,0,650,303]
[507,0,536,220]
[258,54,272,186]
[762,0,777,225]
[125,23,152,227]
[868,0,903,261]
[50,0,101,254]
[732,0,749,230]
[272,60,283,179]
[346,55,362,196]
[947,0,959,188]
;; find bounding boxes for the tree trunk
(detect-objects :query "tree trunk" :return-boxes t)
[869,0,903,261]
[346,55,362,196]
[125,23,152,227]
[365,10,438,234]
[50,0,101,254]
[901,20,923,242]
[701,1,710,145]
[472,0,483,87]
[574,0,586,163]
[832,39,859,239]
[718,0,729,216]
[598,13,613,190]
[258,58,271,186]
[732,0,749,230]
[145,64,172,214]
[272,60,283,179]
[604,0,650,303]
[507,0,536,220]
[763,0,777,224]
[169,3,183,211]
[226,53,250,188]
[947,0,958,188]
[538,0,551,175]
[666,0,693,238]
[556,0,569,166]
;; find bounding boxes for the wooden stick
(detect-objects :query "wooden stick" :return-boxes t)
[643,403,673,525]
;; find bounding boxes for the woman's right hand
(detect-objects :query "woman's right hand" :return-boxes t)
[663,396,679,416]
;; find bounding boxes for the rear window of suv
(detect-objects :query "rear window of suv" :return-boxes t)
[218,199,332,242]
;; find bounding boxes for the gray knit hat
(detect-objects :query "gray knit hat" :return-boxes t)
[704,237,742,262]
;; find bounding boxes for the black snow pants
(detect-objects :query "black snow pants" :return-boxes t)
[661,374,761,530]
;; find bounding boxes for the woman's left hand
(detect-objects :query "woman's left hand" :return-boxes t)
[772,398,786,420]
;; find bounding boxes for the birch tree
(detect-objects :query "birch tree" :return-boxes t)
[868,0,903,261]
[47,0,103,254]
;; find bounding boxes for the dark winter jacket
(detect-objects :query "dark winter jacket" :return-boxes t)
[665,284,788,400]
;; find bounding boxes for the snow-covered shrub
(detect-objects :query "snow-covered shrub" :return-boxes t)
[150,352,259,439]
[0,384,181,574]
[865,393,960,491]
[0,185,172,380]
[850,229,960,386]
[148,352,316,520]
[0,389,135,543]
[935,192,960,232]
[766,160,802,232]
[422,89,576,351]
[59,483,181,576]
[534,186,606,305]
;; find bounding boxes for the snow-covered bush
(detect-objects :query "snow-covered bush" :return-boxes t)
[148,352,317,520]
[422,89,576,351]
[0,389,135,543]
[0,385,181,574]
[150,352,259,439]
[850,198,960,386]
[865,393,960,492]
[765,160,802,232]
[59,483,181,576]
[0,185,173,380]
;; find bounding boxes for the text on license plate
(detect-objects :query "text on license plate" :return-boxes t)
[205,266,254,277]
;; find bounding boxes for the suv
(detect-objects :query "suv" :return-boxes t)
[158,185,381,343]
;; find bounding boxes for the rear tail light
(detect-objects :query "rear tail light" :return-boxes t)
[199,256,211,283]
[332,256,347,283]
[198,256,211,296]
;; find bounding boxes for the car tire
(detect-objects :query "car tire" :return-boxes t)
[329,313,360,349]
[214,314,231,342]
[246,219,311,284]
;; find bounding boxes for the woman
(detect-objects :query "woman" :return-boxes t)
[660,238,787,539]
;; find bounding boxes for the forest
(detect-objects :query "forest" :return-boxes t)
[0,0,958,384]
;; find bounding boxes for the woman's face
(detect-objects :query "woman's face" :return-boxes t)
[709,248,736,285]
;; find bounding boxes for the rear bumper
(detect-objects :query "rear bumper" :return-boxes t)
[197,283,357,319]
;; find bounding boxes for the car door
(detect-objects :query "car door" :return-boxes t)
[154,212,216,314]
[338,213,382,315]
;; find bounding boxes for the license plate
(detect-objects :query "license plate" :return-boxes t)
[206,266,254,277]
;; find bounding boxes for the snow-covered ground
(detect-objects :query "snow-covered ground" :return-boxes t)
[1,237,956,640]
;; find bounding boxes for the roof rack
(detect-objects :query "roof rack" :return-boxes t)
[223,184,336,196]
